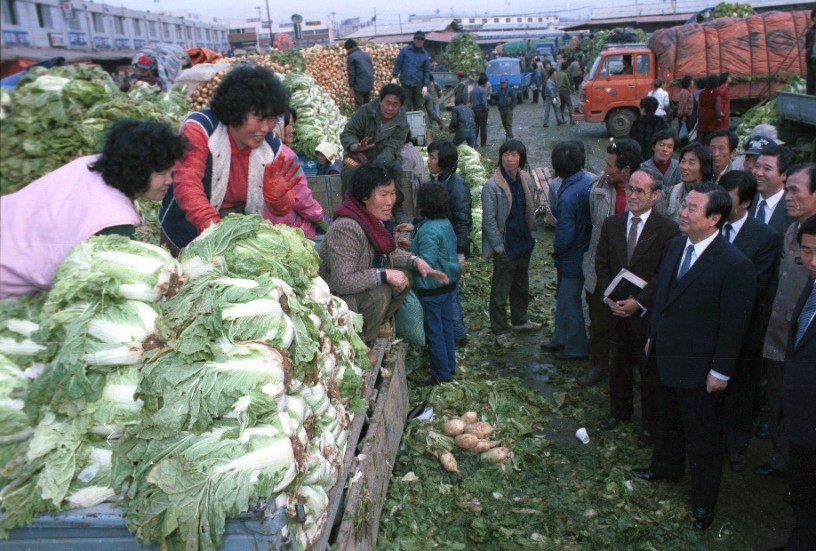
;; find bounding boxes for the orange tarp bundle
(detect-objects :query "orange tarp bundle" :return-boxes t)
[648,10,810,100]
[187,48,222,66]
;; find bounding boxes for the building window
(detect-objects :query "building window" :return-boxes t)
[114,16,124,35]
[196,27,203,40]
[36,3,53,28]
[468,18,474,23]
[133,19,142,36]
[493,18,498,23]
[538,17,543,22]
[505,18,510,23]
[163,23,171,39]
[186,26,192,40]
[2,0,19,26]
[176,24,182,38]
[92,12,105,34]
[482,18,487,23]
[206,28,212,41]
[148,21,157,37]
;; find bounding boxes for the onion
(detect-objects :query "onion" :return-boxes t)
[460,411,478,424]
[481,447,510,464]
[454,433,480,450]
[439,452,459,473]
[443,419,467,436]
[465,421,495,439]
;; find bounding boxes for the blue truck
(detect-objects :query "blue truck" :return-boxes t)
[486,57,533,104]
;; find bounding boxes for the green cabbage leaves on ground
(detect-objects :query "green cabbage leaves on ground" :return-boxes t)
[0,217,370,551]
[0,64,189,196]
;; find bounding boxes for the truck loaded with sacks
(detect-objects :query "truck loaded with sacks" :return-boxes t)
[576,10,812,137]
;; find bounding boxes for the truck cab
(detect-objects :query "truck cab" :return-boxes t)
[486,57,531,103]
[576,43,657,137]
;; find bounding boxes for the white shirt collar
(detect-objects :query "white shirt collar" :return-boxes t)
[725,211,749,240]
[684,230,719,265]
[761,188,785,212]
[628,208,652,227]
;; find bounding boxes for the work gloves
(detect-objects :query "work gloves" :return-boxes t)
[263,155,301,216]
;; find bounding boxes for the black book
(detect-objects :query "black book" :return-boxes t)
[603,268,648,302]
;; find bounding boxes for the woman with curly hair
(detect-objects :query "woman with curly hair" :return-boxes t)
[159,65,326,252]
[0,119,188,298]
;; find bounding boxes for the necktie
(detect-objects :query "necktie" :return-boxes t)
[627,217,641,263]
[724,223,733,243]
[795,282,816,347]
[677,244,695,279]
[756,200,768,223]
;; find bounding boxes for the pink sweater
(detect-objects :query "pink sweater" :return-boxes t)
[0,156,142,298]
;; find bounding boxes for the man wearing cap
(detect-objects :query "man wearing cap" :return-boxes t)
[392,31,431,112]
[454,71,468,106]
[345,39,374,108]
[496,77,516,141]
[740,135,776,174]
[121,54,164,93]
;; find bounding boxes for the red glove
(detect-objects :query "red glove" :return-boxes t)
[263,155,301,216]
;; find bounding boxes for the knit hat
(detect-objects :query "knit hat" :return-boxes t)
[135,55,152,70]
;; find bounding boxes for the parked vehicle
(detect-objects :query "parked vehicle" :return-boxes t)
[777,91,816,161]
[575,11,810,137]
[486,57,532,103]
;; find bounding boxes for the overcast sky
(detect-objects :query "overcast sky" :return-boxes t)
[118,0,596,26]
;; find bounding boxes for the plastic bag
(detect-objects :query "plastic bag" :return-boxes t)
[678,121,689,141]
[395,290,425,346]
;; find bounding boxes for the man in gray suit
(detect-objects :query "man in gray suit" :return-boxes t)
[754,163,816,478]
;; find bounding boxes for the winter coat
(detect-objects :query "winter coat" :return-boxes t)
[629,114,669,159]
[553,170,592,278]
[581,174,612,293]
[340,99,410,167]
[429,170,472,257]
[411,218,461,292]
[392,44,430,87]
[346,47,374,92]
[481,168,535,260]
[0,155,142,298]
[496,87,516,109]
[544,77,558,100]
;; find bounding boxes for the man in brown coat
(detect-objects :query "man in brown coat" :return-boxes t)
[595,168,679,447]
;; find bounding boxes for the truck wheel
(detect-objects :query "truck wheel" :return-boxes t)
[605,108,636,138]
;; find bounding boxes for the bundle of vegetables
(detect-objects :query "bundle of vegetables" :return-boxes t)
[444,33,486,76]
[0,235,181,535]
[117,215,369,550]
[0,64,189,195]
[711,2,754,19]
[456,144,487,205]
[301,42,400,114]
[735,74,804,151]
[284,72,346,158]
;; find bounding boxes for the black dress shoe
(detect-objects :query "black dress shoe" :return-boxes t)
[540,341,564,352]
[637,431,654,448]
[598,416,628,430]
[578,365,606,386]
[755,422,770,439]
[753,463,785,477]
[692,507,714,530]
[554,351,589,360]
[630,468,681,482]
[728,453,748,473]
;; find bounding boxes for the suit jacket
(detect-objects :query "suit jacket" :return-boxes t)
[763,222,810,361]
[748,191,795,237]
[731,216,782,350]
[783,278,816,449]
[648,234,756,389]
[595,211,680,327]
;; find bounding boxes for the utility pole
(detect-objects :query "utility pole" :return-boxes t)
[374,8,377,35]
[264,0,272,35]
[398,14,402,34]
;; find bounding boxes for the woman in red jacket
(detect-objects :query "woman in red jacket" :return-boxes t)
[717,72,732,129]
[696,74,723,145]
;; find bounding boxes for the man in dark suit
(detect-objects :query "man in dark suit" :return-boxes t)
[774,215,816,551]
[718,170,782,472]
[595,168,679,448]
[749,144,796,236]
[631,182,756,530]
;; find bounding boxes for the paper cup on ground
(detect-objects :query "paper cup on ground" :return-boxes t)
[575,427,590,444]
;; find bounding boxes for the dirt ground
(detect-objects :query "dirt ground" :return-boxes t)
[381,99,795,549]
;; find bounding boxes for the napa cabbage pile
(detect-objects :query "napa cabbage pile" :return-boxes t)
[457,144,488,256]
[0,216,370,551]
[283,71,345,158]
[0,64,189,195]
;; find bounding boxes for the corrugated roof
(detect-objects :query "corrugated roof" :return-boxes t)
[344,19,456,39]
[590,0,809,19]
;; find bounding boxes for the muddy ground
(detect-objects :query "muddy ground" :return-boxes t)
[378,100,794,550]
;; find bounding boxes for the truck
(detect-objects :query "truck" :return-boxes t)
[486,57,532,103]
[575,10,811,137]
[777,91,816,161]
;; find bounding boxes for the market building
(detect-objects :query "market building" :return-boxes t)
[0,0,228,67]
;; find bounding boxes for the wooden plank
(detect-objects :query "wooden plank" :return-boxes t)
[313,338,388,551]
[334,343,408,550]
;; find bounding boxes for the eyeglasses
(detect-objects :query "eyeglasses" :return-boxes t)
[625,185,653,196]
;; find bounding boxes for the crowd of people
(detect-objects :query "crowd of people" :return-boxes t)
[2,28,815,548]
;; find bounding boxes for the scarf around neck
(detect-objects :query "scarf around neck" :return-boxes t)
[334,195,396,255]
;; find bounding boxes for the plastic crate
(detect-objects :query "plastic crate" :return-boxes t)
[307,174,343,217]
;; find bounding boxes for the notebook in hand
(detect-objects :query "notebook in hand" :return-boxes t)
[603,268,648,302]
